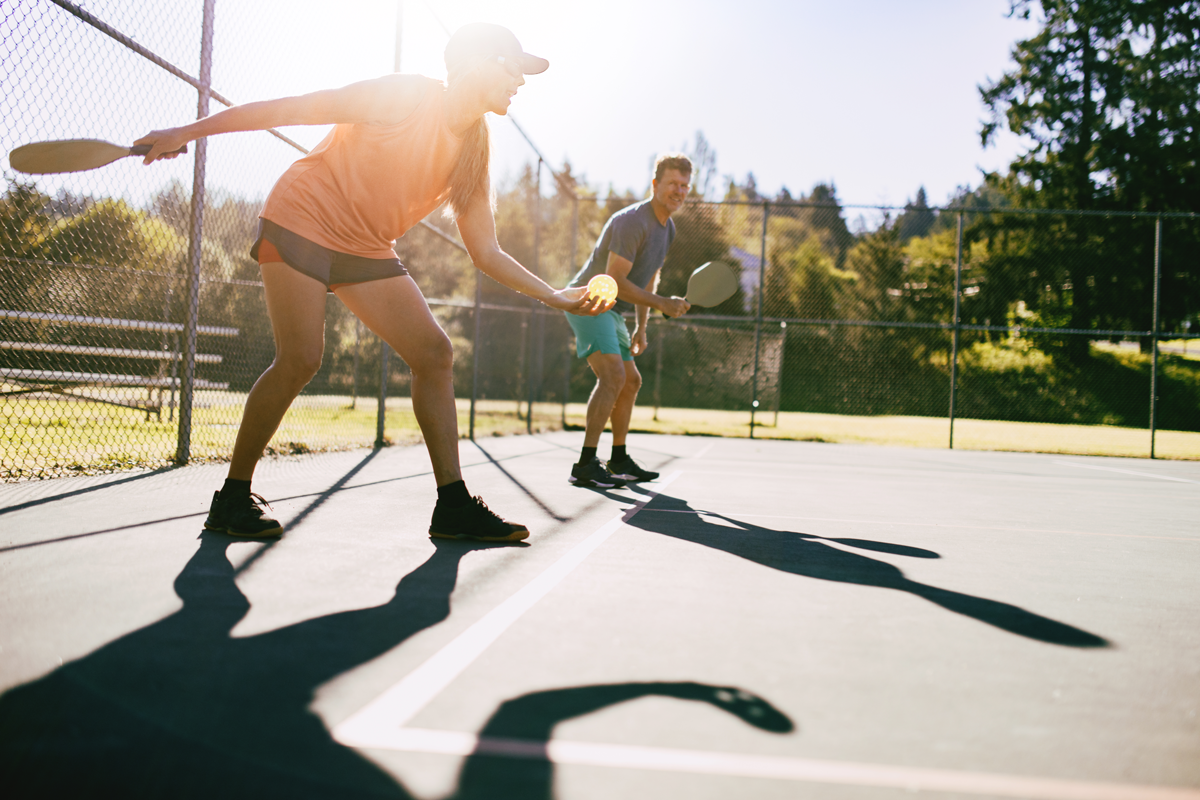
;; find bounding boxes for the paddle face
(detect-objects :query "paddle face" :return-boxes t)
[8,139,184,174]
[684,261,738,307]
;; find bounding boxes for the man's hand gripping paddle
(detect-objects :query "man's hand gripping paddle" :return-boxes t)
[8,139,188,175]
[662,261,738,318]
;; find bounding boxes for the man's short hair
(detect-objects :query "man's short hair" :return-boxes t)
[653,154,693,182]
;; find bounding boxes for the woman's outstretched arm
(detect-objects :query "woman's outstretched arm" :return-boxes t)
[134,74,428,163]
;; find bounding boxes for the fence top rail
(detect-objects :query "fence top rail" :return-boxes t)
[0,310,238,337]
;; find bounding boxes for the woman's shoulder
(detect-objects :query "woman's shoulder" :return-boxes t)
[354,74,442,125]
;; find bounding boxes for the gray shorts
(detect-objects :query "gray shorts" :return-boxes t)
[251,219,408,291]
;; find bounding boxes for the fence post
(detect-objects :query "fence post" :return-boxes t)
[1149,215,1161,458]
[174,0,215,465]
[563,194,578,427]
[376,343,389,447]
[470,270,481,440]
[350,320,361,410]
[949,211,964,449]
[527,158,543,434]
[750,200,769,437]
[774,321,787,426]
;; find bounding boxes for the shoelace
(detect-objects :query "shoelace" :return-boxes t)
[247,492,273,514]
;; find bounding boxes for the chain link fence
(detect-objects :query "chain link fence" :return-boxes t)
[3,0,1198,481]
[648,200,1198,453]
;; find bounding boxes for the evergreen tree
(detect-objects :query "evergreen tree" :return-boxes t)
[978,0,1200,358]
[896,187,937,242]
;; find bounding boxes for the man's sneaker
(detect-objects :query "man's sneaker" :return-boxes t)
[429,496,529,543]
[607,454,660,482]
[204,490,283,537]
[569,457,627,488]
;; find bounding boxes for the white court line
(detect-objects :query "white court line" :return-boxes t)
[691,441,717,461]
[340,728,1200,800]
[1056,460,1200,485]
[333,472,682,745]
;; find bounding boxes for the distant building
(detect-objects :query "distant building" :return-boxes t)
[728,246,766,312]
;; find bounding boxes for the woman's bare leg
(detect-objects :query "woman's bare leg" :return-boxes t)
[335,276,461,487]
[227,263,328,481]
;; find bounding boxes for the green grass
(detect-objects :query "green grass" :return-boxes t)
[0,392,557,481]
[4,389,1197,481]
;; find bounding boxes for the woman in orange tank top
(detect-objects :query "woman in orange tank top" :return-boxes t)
[135,24,611,543]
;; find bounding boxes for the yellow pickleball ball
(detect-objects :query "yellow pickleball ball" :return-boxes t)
[587,274,618,303]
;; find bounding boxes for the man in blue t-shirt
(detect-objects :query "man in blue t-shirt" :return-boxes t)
[564,154,692,487]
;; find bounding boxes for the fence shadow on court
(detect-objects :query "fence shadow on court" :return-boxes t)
[624,492,1110,649]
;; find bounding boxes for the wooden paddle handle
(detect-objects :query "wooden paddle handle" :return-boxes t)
[130,144,188,157]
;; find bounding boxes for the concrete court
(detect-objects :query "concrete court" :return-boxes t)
[0,432,1198,800]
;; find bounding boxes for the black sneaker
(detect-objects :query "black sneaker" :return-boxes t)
[569,457,627,488]
[429,496,529,543]
[204,490,283,537]
[607,454,660,482]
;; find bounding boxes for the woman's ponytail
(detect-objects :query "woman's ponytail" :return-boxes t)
[445,114,491,219]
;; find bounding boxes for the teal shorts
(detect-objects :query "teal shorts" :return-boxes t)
[565,309,632,361]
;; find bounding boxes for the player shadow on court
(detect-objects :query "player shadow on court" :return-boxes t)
[0,532,478,798]
[451,681,793,800]
[0,532,795,800]
[622,492,1109,649]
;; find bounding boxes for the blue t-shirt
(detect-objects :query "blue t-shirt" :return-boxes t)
[569,200,676,314]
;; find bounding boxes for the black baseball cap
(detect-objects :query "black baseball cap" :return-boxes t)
[444,23,549,75]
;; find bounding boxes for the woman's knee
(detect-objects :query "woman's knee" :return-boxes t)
[273,346,324,385]
[408,330,454,377]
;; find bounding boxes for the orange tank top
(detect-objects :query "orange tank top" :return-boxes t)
[261,77,463,260]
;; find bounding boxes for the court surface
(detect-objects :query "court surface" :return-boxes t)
[1,432,1198,799]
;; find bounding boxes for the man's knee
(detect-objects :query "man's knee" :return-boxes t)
[589,355,627,389]
[622,364,643,394]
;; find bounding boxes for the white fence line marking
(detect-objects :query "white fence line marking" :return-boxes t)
[337,727,1200,800]
[1056,460,1200,484]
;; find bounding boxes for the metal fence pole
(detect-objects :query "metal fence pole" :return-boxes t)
[350,320,361,410]
[527,158,542,434]
[563,194,579,427]
[653,329,663,421]
[376,343,389,447]
[949,211,964,449]
[174,0,215,465]
[749,200,769,438]
[774,321,787,426]
[470,270,481,440]
[382,0,400,450]
[1150,215,1162,459]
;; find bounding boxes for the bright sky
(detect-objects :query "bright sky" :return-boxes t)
[2,0,1040,210]
[394,0,1041,206]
